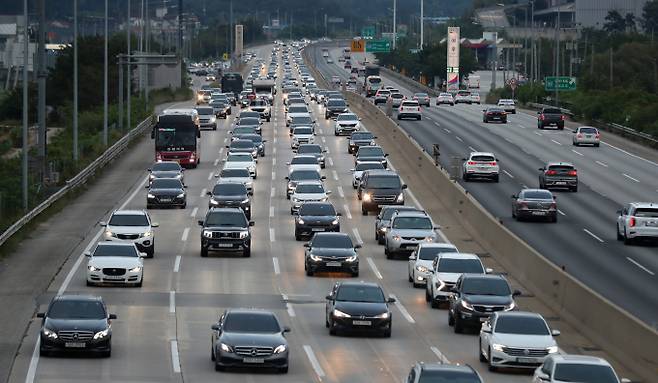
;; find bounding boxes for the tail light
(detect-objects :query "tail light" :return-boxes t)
[540,114,545,121]
[629,216,636,227]
[595,133,601,139]
[467,161,476,165]
[577,133,583,138]
[560,115,566,120]
[567,170,577,176]
[546,170,557,175]
[490,162,497,166]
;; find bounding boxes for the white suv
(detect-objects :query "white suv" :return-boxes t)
[426,253,490,308]
[334,113,361,135]
[407,243,458,288]
[497,99,516,114]
[533,355,630,383]
[397,100,422,121]
[462,152,500,182]
[100,210,159,257]
[616,202,658,245]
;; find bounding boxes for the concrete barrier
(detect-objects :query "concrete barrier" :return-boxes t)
[342,91,658,382]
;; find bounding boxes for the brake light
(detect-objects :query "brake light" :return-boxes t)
[546,170,557,175]
[540,114,545,121]
[567,170,577,176]
[629,216,636,227]
[467,161,476,165]
[595,133,601,139]
[560,115,566,120]
[490,162,497,166]
[577,133,583,138]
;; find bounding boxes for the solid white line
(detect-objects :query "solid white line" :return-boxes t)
[273,147,277,154]
[219,148,224,155]
[270,228,276,242]
[303,345,326,378]
[430,346,451,364]
[327,157,334,167]
[595,160,608,167]
[517,124,525,129]
[426,116,433,121]
[270,206,275,217]
[390,294,415,323]
[443,128,451,133]
[583,228,604,243]
[337,186,344,198]
[455,136,463,142]
[208,171,214,180]
[181,228,190,242]
[273,136,277,144]
[626,257,655,276]
[171,340,181,373]
[343,204,352,219]
[25,339,40,383]
[602,141,658,167]
[367,257,383,280]
[534,131,543,136]
[504,137,513,144]
[321,137,326,143]
[571,149,583,156]
[169,291,176,313]
[352,228,363,245]
[213,158,219,166]
[272,257,280,274]
[272,171,276,180]
[468,146,477,152]
[503,170,514,179]
[190,207,198,218]
[332,170,339,180]
[557,209,566,216]
[58,229,103,296]
[622,173,640,183]
[286,303,296,317]
[173,255,181,273]
[200,188,207,197]
[223,137,227,143]
[271,187,276,198]
[551,139,562,146]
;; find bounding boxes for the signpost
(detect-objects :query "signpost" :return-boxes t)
[365,40,391,53]
[446,27,460,92]
[544,76,577,91]
[351,39,365,53]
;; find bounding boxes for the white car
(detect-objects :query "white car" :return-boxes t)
[290,181,331,214]
[291,126,315,148]
[426,253,490,308]
[462,152,500,182]
[223,153,257,178]
[215,168,253,195]
[407,243,458,288]
[480,311,560,372]
[334,113,361,135]
[532,355,631,383]
[100,210,159,257]
[436,93,455,106]
[397,100,422,120]
[470,92,481,104]
[454,91,472,104]
[351,161,384,188]
[287,155,321,175]
[616,202,658,245]
[497,99,516,114]
[86,242,145,287]
[572,126,600,147]
[286,105,311,126]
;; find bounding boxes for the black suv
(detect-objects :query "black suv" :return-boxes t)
[207,182,251,218]
[448,274,521,333]
[38,295,117,357]
[325,281,394,337]
[198,208,254,257]
[295,202,341,239]
[357,170,407,215]
[347,131,377,154]
[537,107,565,129]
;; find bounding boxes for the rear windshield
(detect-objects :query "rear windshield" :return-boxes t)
[290,170,321,181]
[238,117,259,126]
[109,214,149,227]
[297,145,322,154]
[634,208,658,217]
[337,114,357,121]
[291,116,313,125]
[288,106,308,113]
[239,112,260,119]
[294,127,313,135]
[471,155,495,162]
[231,141,255,149]
[579,127,598,134]
[352,132,374,140]
[221,168,250,177]
[438,258,484,273]
[299,203,336,216]
[368,175,401,189]
[391,93,404,99]
[327,100,346,107]
[152,162,181,172]
[417,371,481,383]
[292,156,318,164]
[543,108,561,114]
[548,165,574,171]
[226,154,252,162]
[381,207,419,220]
[522,190,553,199]
[402,101,419,107]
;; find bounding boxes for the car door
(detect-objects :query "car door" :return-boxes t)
[326,283,340,321]
[617,205,629,233]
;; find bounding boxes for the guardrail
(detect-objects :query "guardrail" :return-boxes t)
[0,115,154,248]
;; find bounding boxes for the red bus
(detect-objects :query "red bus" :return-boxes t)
[152,111,201,168]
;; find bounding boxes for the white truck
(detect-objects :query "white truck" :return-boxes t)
[467,75,480,89]
[252,78,276,105]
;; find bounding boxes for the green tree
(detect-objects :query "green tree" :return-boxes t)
[604,10,626,34]
[642,0,658,33]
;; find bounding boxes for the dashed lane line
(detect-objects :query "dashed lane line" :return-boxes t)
[596,161,608,168]
[173,255,181,273]
[181,228,190,242]
[502,170,514,179]
[343,204,352,219]
[626,257,655,276]
[583,228,604,243]
[622,173,640,183]
[272,257,280,274]
[367,257,383,279]
[303,345,326,378]
[190,207,198,218]
[169,291,176,313]
[390,294,415,323]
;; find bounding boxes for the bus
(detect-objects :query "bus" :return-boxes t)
[221,72,244,96]
[152,111,201,168]
[365,75,382,96]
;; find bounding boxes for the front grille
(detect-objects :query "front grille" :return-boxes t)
[473,305,505,313]
[402,236,426,241]
[58,330,94,341]
[211,231,241,239]
[157,196,178,202]
[234,346,274,357]
[162,154,187,160]
[502,347,549,357]
[372,195,396,203]
[117,234,139,240]
[439,282,455,291]
[103,268,126,276]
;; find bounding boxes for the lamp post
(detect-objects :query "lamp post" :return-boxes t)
[420,0,424,50]
[392,0,397,50]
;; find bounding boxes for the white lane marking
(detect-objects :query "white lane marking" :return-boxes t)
[200,188,207,197]
[171,340,181,373]
[169,291,176,313]
[286,303,296,317]
[272,157,277,165]
[325,147,331,154]
[534,131,543,136]
[219,148,224,156]
[433,121,441,127]
[213,158,219,166]
[271,187,276,198]
[517,124,525,129]
[503,170,514,179]
[223,137,227,143]
[352,228,363,245]
[626,257,655,276]
[367,257,383,280]
[622,173,640,183]
[270,228,276,242]
[25,339,39,383]
[583,228,604,243]
[426,116,433,121]
[343,204,352,219]
[455,136,463,142]
[551,139,562,146]
[504,137,513,144]
[270,206,275,217]
[332,170,339,181]
[443,128,451,133]
[181,228,190,242]
[595,160,608,168]
[272,257,280,274]
[173,255,181,273]
[272,171,276,180]
[273,136,277,144]
[327,157,334,167]
[58,229,102,295]
[389,294,415,323]
[602,141,658,167]
[337,186,344,198]
[190,207,198,218]
[430,346,451,363]
[303,345,326,378]
[208,171,214,180]
[273,147,277,154]
[468,146,477,152]
[558,209,566,216]
[321,137,326,143]
[571,149,584,156]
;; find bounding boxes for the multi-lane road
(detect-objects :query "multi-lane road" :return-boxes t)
[312,44,658,327]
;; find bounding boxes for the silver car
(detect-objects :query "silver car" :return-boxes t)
[572,126,600,147]
[384,211,439,259]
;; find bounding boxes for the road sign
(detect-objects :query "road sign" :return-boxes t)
[509,78,518,90]
[361,26,375,38]
[222,53,229,61]
[351,39,365,53]
[544,76,576,91]
[365,39,391,53]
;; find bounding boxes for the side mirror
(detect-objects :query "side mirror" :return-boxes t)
[401,184,408,189]
[211,324,221,331]
[144,185,149,189]
[303,243,310,247]
[99,221,107,227]
[538,167,545,171]
[384,153,389,157]
[285,176,289,180]
[36,313,45,318]
[553,196,557,200]
[537,111,541,114]
[536,372,550,381]
[616,209,622,215]
[249,221,255,226]
[387,297,396,303]
[321,176,327,180]
[485,268,494,274]
[462,158,467,161]
[139,252,148,258]
[481,324,492,333]
[225,145,230,148]
[336,212,342,216]
[511,195,517,199]
[206,191,212,196]
[183,185,188,189]
[409,255,416,261]
[108,314,117,320]
[513,289,522,297]
[325,295,333,300]
[551,329,561,337]
[151,222,159,228]
[197,220,204,226]
[84,251,92,257]
[326,191,332,195]
[354,244,362,249]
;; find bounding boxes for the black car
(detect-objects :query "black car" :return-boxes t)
[198,208,254,257]
[207,182,251,218]
[38,295,117,357]
[304,232,359,276]
[211,309,290,373]
[295,202,341,239]
[357,170,407,215]
[237,111,261,121]
[448,274,521,333]
[288,115,315,133]
[355,145,388,168]
[325,281,394,337]
[347,131,377,154]
[146,178,187,209]
[406,362,484,383]
[235,117,261,135]
[235,133,266,157]
[296,144,326,168]
[482,107,507,123]
[325,98,348,119]
[537,107,565,129]
[148,161,184,184]
[226,139,258,159]
[210,100,231,118]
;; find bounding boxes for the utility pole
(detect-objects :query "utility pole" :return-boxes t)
[22,0,28,210]
[37,0,46,182]
[554,9,560,106]
[609,47,613,89]
[103,0,108,147]
[392,0,397,50]
[73,0,79,162]
[290,12,293,41]
[127,0,132,132]
[229,0,233,57]
[420,0,424,50]
[178,0,183,55]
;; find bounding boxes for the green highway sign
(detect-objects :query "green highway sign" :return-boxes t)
[544,76,577,91]
[361,26,375,38]
[366,39,391,52]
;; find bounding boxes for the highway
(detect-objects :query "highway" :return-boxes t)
[5,44,547,383]
[311,45,658,327]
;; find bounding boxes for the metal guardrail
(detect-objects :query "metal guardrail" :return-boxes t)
[0,115,154,248]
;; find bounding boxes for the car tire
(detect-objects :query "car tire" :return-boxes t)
[135,278,143,288]
[413,281,422,288]
[425,288,431,302]
[385,245,392,259]
[408,272,413,283]
[493,175,499,183]
[211,345,216,361]
[479,341,487,362]
[243,246,251,257]
[571,185,578,192]
[377,234,385,245]
[397,115,401,120]
[146,246,154,258]
[335,131,339,136]
[278,366,289,374]
[200,247,208,257]
[488,348,497,372]
[616,225,623,241]
[430,294,440,309]
[623,230,633,245]
[306,267,313,276]
[215,362,225,372]
[362,207,367,216]
[454,315,464,333]
[463,173,469,182]
[594,143,600,147]
[102,346,112,358]
[382,327,391,338]
[39,347,49,357]
[448,311,455,326]
[213,126,217,131]
[352,270,359,277]
[295,231,301,241]
[290,207,294,215]
[551,214,558,223]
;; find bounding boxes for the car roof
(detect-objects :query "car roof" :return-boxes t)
[363,169,398,177]
[391,210,429,219]
[226,308,276,317]
[381,205,421,213]
[546,161,574,167]
[462,273,505,281]
[548,354,612,366]
[112,210,146,216]
[494,310,544,320]
[521,188,553,194]
[629,202,658,208]
[437,252,480,260]
[470,151,495,157]
[417,242,457,250]
[417,362,477,374]
[208,207,244,213]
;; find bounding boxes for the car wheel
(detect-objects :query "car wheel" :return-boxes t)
[382,327,391,338]
[479,340,487,362]
[397,115,401,120]
[135,278,143,288]
[39,347,49,357]
[417,116,421,121]
[425,287,431,302]
[352,270,359,277]
[102,346,112,358]
[488,348,497,371]
[278,366,289,374]
[362,207,367,216]
[408,271,413,283]
[430,294,439,309]
[385,245,392,259]
[200,247,208,257]
[295,231,301,241]
[616,225,623,241]
[290,207,294,215]
[462,173,469,182]
[215,362,225,372]
[413,281,422,288]
[211,345,216,361]
[335,131,339,136]
[329,320,337,335]
[594,143,600,147]
[213,126,217,131]
[551,214,558,223]
[571,185,578,192]
[306,267,313,276]
[454,315,464,333]
[448,311,455,326]
[377,234,384,245]
[493,175,499,183]
[243,246,251,257]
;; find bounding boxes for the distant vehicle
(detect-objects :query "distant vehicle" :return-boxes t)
[207,182,251,218]
[322,48,329,58]
[195,106,217,130]
[344,60,352,69]
[408,243,459,288]
[152,112,201,167]
[252,78,276,105]
[572,126,600,147]
[295,202,341,239]
[617,202,658,245]
[482,107,507,123]
[538,162,578,192]
[100,210,158,257]
[497,99,516,114]
[436,92,455,106]
[365,75,383,96]
[220,72,244,96]
[374,89,390,105]
[384,210,438,259]
[467,75,480,88]
[397,100,422,121]
[146,178,187,209]
[454,90,472,104]
[334,112,361,136]
[412,92,431,107]
[470,92,481,104]
[462,152,499,182]
[304,232,359,276]
[537,107,564,129]
[364,64,380,78]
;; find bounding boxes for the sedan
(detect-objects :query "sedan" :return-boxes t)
[290,181,330,214]
[234,133,266,157]
[226,139,259,159]
[211,309,290,373]
[207,182,251,218]
[412,92,431,107]
[85,242,145,287]
[351,161,385,188]
[407,242,458,288]
[482,107,507,123]
[223,153,257,178]
[512,189,558,222]
[296,144,326,168]
[287,155,321,174]
[295,202,341,239]
[305,232,360,276]
[215,168,253,195]
[325,281,394,337]
[148,161,183,184]
[146,178,187,209]
[573,126,600,147]
[533,355,631,383]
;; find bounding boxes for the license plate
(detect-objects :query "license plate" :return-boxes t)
[532,211,546,216]
[555,181,566,185]
[477,167,489,170]
[646,221,657,227]
[65,342,86,348]
[352,320,371,326]
[517,357,537,364]
[103,275,124,280]
[160,198,171,202]
[311,228,324,232]
[585,135,593,138]
[214,243,233,248]
[326,261,342,267]
[243,357,265,364]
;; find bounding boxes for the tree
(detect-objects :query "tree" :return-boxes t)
[642,0,658,33]
[625,13,637,33]
[604,10,626,34]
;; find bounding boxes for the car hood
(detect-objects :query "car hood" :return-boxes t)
[219,331,286,348]
[151,171,181,179]
[44,318,108,333]
[106,225,150,235]
[463,294,513,306]
[88,256,142,269]
[337,120,359,126]
[491,333,557,349]
[293,134,313,139]
[212,194,248,203]
[309,247,355,257]
[357,155,385,162]
[298,215,337,223]
[204,225,248,232]
[334,301,388,317]
[149,188,184,195]
[288,112,310,119]
[224,162,255,169]
[292,192,327,201]
[436,272,463,283]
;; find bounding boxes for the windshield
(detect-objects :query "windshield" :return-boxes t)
[292,157,317,164]
[336,285,385,303]
[462,278,511,296]
[109,214,149,227]
[355,162,384,171]
[288,106,308,113]
[221,168,250,177]
[152,162,181,172]
[150,179,183,189]
[298,145,322,154]
[368,175,401,189]
[196,107,213,115]
[292,116,313,125]
[296,184,324,193]
[471,155,495,162]
[327,100,346,107]
[417,371,481,383]
[48,300,106,320]
[438,258,484,273]
[93,244,138,257]
[522,190,553,200]
[213,183,247,195]
[299,203,336,216]
[553,364,618,383]
[290,170,321,181]
[226,154,252,162]
[358,147,384,157]
[223,312,280,333]
[352,132,374,140]
[240,135,262,144]
[233,127,257,135]
[231,141,255,149]
[367,77,382,84]
[205,211,247,226]
[294,127,313,135]
[155,126,196,151]
[237,118,259,126]
[392,217,432,229]
[337,114,357,121]
[495,316,550,335]
[418,247,458,261]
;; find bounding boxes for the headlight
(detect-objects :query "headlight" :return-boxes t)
[380,227,387,233]
[175,174,182,179]
[504,301,516,311]
[373,312,389,319]
[93,328,110,340]
[492,343,505,352]
[292,197,300,203]
[104,230,114,238]
[88,265,101,272]
[424,236,434,242]
[363,193,372,202]
[176,193,185,199]
[392,235,401,241]
[238,230,249,239]
[396,193,404,203]
[416,265,429,273]
[310,254,322,261]
[203,230,213,238]
[320,197,328,202]
[370,140,376,145]
[220,343,233,353]
[460,300,474,311]
[148,174,155,180]
[140,231,152,238]
[129,266,142,273]
[345,255,358,262]
[241,198,250,204]
[331,219,339,225]
[547,346,559,354]
[273,344,287,354]
[147,193,155,199]
[209,116,216,122]
[42,327,58,339]
[210,199,219,205]
[333,309,351,318]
